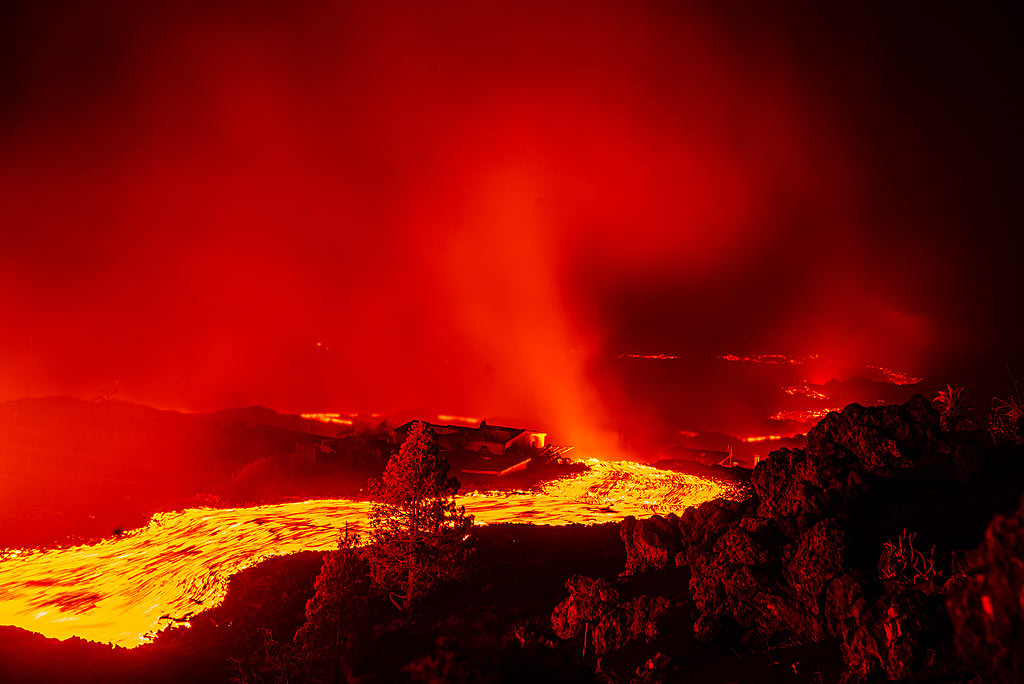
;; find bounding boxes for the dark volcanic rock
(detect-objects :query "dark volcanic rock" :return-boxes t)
[687,516,862,647]
[753,395,950,519]
[673,397,971,679]
[823,572,867,640]
[629,651,672,684]
[806,394,947,476]
[675,498,752,568]
[689,521,804,647]
[841,589,950,682]
[620,514,683,575]
[550,575,670,656]
[752,446,867,519]
[566,395,1024,682]
[946,495,1024,684]
[781,518,861,641]
[551,575,620,640]
[953,437,996,482]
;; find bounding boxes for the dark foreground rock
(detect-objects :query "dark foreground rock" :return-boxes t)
[620,514,684,575]
[947,494,1024,684]
[841,587,950,682]
[551,575,671,656]
[576,396,1024,683]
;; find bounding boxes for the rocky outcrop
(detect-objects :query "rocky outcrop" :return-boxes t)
[573,395,1024,682]
[687,514,863,647]
[550,575,670,656]
[629,652,672,684]
[677,498,750,550]
[677,398,964,676]
[753,395,949,520]
[946,495,1024,684]
[635,396,1019,681]
[841,588,950,683]
[620,514,683,575]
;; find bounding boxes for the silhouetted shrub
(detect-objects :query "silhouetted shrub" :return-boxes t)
[934,385,973,431]
[292,527,369,683]
[878,530,940,591]
[989,395,1023,445]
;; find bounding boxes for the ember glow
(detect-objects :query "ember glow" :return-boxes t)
[0,458,737,647]
[742,435,785,443]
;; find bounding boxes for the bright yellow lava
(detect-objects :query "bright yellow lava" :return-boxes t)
[0,458,736,647]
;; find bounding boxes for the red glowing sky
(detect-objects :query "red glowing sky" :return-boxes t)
[1,2,1021,443]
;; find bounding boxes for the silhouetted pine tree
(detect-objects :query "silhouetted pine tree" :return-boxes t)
[365,421,473,611]
[293,527,367,683]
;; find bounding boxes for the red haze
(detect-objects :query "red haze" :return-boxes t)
[1,2,1022,446]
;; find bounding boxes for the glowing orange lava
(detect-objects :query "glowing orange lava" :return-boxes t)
[742,435,785,443]
[718,353,821,365]
[436,414,482,425]
[300,413,354,426]
[863,365,923,386]
[720,354,922,387]
[782,385,830,400]
[618,353,680,360]
[771,407,842,423]
[0,458,739,648]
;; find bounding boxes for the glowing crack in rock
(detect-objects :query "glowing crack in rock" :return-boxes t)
[0,458,738,648]
[618,353,680,360]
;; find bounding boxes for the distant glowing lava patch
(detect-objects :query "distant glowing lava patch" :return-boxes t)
[741,434,786,443]
[436,414,482,425]
[300,413,354,425]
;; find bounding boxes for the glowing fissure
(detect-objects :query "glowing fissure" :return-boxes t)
[0,458,737,648]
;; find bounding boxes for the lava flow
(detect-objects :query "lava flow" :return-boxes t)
[0,458,737,648]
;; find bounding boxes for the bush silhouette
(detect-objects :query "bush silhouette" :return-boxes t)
[293,527,368,683]
[934,385,974,431]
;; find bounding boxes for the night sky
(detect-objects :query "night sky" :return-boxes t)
[1,2,1021,445]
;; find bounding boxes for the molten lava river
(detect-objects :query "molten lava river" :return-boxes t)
[0,458,737,647]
